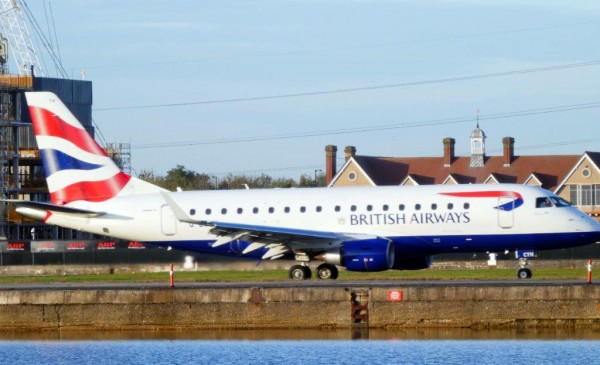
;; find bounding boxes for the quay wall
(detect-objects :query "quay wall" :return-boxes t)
[0,285,598,331]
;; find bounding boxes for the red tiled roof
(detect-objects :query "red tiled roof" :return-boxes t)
[353,154,582,191]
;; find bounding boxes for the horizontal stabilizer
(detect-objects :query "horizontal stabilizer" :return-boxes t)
[4,199,105,218]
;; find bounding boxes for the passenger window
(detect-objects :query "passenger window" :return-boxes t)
[431,204,437,210]
[366,205,372,211]
[335,205,341,212]
[415,204,421,211]
[237,208,243,214]
[221,208,227,214]
[536,197,553,208]
[284,207,290,213]
[316,206,322,212]
[300,206,306,213]
[351,205,357,212]
[464,203,470,209]
[190,209,196,216]
[253,207,259,214]
[382,204,389,211]
[399,204,405,211]
[447,203,453,210]
[269,207,275,213]
[205,208,212,215]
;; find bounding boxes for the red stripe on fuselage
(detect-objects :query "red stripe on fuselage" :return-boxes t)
[439,191,523,199]
[29,106,108,157]
[50,172,131,205]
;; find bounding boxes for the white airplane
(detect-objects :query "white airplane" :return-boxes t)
[10,92,600,280]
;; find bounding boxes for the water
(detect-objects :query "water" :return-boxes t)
[0,330,598,365]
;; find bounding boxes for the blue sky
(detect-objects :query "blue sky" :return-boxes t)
[21,1,600,178]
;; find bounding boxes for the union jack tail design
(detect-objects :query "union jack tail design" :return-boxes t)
[25,92,162,205]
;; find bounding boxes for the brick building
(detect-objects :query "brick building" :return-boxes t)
[325,125,600,219]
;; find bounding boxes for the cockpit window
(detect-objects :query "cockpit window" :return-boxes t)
[550,197,571,207]
[536,197,553,208]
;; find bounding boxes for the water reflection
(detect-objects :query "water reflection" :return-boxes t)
[0,328,599,341]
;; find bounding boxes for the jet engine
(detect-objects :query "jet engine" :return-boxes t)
[319,238,395,272]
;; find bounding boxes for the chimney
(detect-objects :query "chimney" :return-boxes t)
[502,137,514,166]
[325,145,337,184]
[344,145,356,161]
[443,138,455,167]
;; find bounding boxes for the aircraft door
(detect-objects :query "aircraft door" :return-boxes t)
[497,197,514,229]
[161,205,177,235]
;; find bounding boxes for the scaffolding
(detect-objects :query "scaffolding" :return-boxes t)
[0,0,44,76]
[105,142,131,174]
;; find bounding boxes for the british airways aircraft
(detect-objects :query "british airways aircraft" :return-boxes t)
[9,92,600,280]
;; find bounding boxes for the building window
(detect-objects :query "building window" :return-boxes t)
[571,184,600,206]
[348,171,357,181]
[570,185,578,204]
[582,185,593,206]
[582,168,591,178]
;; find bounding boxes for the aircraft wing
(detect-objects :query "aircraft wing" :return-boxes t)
[160,191,371,260]
[3,199,106,219]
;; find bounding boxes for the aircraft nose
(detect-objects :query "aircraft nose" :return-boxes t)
[580,215,600,242]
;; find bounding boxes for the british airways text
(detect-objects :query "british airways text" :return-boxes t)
[350,211,471,226]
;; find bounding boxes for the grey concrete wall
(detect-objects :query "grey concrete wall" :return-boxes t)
[0,285,598,331]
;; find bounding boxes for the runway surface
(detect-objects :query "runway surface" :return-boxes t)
[0,280,594,291]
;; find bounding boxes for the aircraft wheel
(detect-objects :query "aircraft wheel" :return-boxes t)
[317,263,339,280]
[289,265,312,280]
[517,268,532,279]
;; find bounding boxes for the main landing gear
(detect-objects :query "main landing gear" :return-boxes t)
[288,263,339,280]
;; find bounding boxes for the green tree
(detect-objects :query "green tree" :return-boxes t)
[164,165,199,191]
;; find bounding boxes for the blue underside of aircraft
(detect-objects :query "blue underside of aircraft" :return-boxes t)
[145,231,600,263]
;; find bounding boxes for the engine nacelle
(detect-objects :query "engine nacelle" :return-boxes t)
[391,255,433,270]
[320,238,395,272]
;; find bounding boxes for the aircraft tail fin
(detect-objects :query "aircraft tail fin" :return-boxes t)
[25,91,164,205]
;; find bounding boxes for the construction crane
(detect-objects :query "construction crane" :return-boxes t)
[0,0,44,76]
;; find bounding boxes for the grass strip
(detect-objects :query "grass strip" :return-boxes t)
[0,268,590,284]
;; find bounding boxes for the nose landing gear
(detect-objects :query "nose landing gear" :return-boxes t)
[517,257,532,279]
